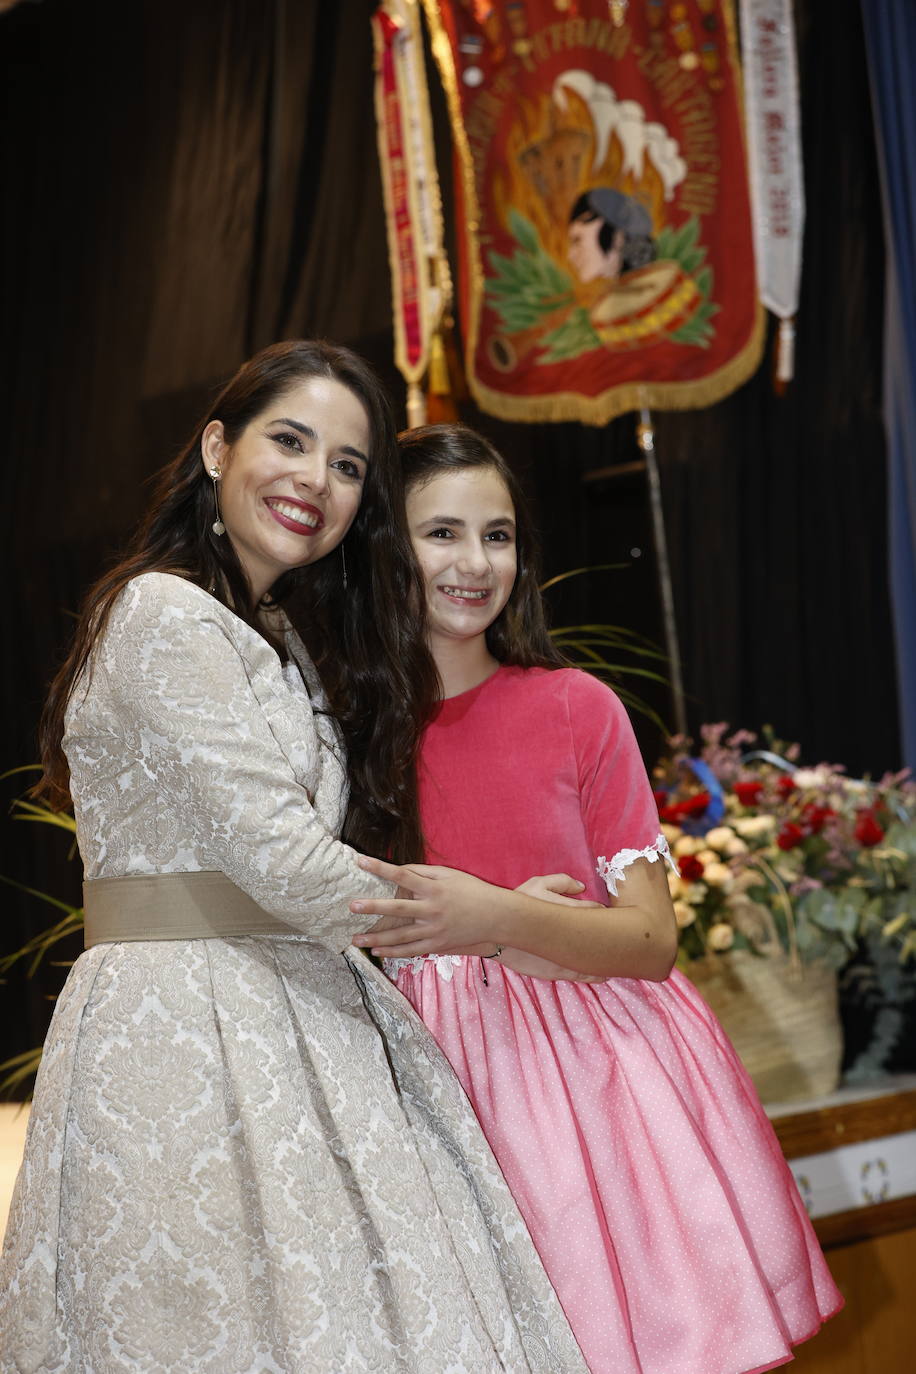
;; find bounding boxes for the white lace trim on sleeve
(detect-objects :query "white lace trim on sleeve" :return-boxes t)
[596,832,675,897]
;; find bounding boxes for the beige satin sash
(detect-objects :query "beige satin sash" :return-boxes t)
[83,871,301,947]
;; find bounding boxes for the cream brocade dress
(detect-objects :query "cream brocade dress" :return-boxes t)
[0,573,586,1374]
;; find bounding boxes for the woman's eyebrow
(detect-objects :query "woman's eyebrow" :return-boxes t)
[272,418,368,465]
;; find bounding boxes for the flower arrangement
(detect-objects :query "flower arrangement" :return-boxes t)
[652,725,916,973]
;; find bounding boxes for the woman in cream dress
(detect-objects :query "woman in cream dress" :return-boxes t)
[0,341,587,1373]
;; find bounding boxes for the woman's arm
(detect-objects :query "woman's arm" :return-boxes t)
[351,854,677,981]
[86,574,391,952]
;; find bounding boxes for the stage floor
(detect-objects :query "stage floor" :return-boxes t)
[0,1102,30,1240]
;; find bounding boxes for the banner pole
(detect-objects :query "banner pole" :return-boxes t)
[637,408,688,738]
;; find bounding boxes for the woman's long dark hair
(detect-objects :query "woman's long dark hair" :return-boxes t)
[398,423,567,673]
[38,339,436,862]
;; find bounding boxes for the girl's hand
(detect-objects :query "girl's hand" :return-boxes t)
[351,857,510,956]
[515,873,605,910]
[499,874,607,981]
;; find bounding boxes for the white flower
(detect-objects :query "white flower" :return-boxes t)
[702,862,735,890]
[792,767,831,790]
[673,834,701,856]
[707,922,735,951]
[734,814,777,838]
[696,848,720,867]
[673,900,696,928]
[660,823,683,844]
[731,868,762,893]
[667,871,684,898]
[723,836,749,857]
[704,826,736,852]
[683,881,708,905]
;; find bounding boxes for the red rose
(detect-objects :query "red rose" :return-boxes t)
[678,854,705,881]
[660,791,712,823]
[801,803,835,834]
[854,810,884,847]
[777,775,797,796]
[776,822,805,850]
[733,781,764,806]
[653,789,669,810]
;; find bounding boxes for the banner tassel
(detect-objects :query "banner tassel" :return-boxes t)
[407,381,427,429]
[776,316,796,385]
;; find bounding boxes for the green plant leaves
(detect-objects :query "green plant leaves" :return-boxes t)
[485,212,576,332]
[539,308,602,362]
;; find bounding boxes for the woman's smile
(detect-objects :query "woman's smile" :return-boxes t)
[263,496,324,533]
[201,374,369,600]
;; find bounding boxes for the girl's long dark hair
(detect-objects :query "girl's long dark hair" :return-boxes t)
[38,339,436,862]
[398,423,567,675]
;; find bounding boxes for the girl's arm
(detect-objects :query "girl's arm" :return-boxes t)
[400,873,610,982]
[355,675,680,980]
[351,854,677,981]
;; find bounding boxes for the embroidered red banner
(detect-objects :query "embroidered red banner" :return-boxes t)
[422,0,763,423]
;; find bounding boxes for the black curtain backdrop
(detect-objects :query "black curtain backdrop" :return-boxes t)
[0,0,899,1074]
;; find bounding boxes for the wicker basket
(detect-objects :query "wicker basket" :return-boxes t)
[684,950,843,1105]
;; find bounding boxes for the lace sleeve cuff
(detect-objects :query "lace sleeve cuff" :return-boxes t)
[596,833,675,897]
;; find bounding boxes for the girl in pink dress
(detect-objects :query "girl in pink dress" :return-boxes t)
[352,425,843,1374]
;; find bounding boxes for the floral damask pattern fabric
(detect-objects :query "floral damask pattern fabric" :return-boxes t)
[0,574,586,1374]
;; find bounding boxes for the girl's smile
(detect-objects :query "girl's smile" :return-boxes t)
[406,465,517,681]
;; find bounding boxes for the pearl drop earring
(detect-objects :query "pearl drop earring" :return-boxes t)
[209,465,225,536]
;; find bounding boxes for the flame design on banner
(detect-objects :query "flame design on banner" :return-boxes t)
[421,0,763,423]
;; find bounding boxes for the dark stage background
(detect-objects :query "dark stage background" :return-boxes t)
[0,0,900,1074]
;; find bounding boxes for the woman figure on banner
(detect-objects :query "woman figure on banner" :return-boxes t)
[0,342,590,1373]
[354,422,844,1374]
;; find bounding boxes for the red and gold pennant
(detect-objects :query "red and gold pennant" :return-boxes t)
[421,0,763,423]
[372,1,453,425]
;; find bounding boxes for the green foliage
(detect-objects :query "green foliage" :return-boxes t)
[670,299,719,348]
[541,565,669,735]
[656,217,718,348]
[794,887,867,969]
[0,785,81,1097]
[485,210,576,332]
[539,307,602,363]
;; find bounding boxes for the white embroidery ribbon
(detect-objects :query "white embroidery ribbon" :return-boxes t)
[596,832,675,898]
[739,0,805,380]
